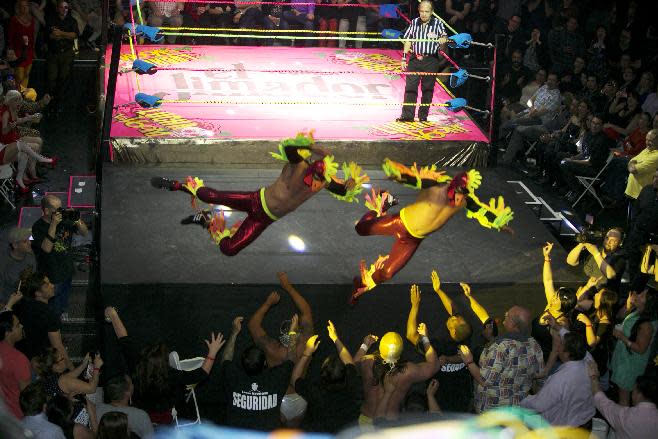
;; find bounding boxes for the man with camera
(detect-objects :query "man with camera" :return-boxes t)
[566,227,627,293]
[31,195,87,318]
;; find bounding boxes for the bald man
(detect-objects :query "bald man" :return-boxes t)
[459,305,544,413]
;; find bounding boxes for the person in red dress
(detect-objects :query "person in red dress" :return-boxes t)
[8,0,36,91]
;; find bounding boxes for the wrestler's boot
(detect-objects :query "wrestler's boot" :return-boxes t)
[349,255,389,305]
[180,209,212,228]
[151,177,183,191]
[364,188,398,217]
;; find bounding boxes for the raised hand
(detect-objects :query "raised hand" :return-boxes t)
[410,284,421,307]
[290,313,299,333]
[277,271,290,287]
[460,282,471,297]
[327,320,338,342]
[542,242,553,259]
[577,313,592,327]
[458,344,472,364]
[427,378,439,396]
[232,316,244,334]
[431,270,441,292]
[304,334,320,355]
[93,353,104,369]
[417,322,428,337]
[363,334,379,347]
[266,291,280,306]
[206,332,226,356]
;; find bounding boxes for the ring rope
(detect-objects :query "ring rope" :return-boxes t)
[161,99,451,107]
[158,31,435,42]
[150,66,457,77]
[138,0,391,7]
[159,26,383,35]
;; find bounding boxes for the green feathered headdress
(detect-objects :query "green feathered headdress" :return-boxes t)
[270,131,315,162]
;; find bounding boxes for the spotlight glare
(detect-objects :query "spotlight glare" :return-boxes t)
[288,235,306,252]
[362,183,372,189]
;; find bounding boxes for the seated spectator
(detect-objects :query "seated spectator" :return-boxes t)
[642,82,658,117]
[488,14,524,62]
[234,0,275,46]
[499,71,561,142]
[104,306,224,425]
[578,74,600,105]
[290,321,361,433]
[20,382,66,439]
[605,91,642,140]
[46,394,95,439]
[0,310,31,419]
[560,56,586,95]
[547,17,585,75]
[316,0,339,48]
[280,0,315,47]
[636,72,655,106]
[500,69,546,126]
[618,67,638,94]
[460,304,543,413]
[595,79,619,117]
[566,227,627,294]
[11,268,72,370]
[522,28,549,72]
[609,29,642,72]
[182,3,234,45]
[0,227,36,303]
[498,50,532,106]
[444,0,472,33]
[520,332,594,428]
[560,115,615,202]
[624,130,658,205]
[406,274,473,413]
[97,412,130,439]
[589,363,658,439]
[95,375,153,439]
[221,316,294,431]
[147,2,184,44]
[618,112,653,157]
[247,272,313,426]
[610,288,658,406]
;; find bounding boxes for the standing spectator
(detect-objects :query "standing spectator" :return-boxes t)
[498,49,532,106]
[520,0,552,39]
[488,15,524,62]
[460,305,543,413]
[625,169,658,291]
[547,17,585,75]
[290,321,361,433]
[45,0,79,114]
[611,288,658,406]
[0,227,36,303]
[0,310,31,419]
[522,28,549,73]
[406,276,473,413]
[20,383,66,439]
[95,375,153,439]
[247,272,314,426]
[587,25,609,81]
[147,2,184,44]
[280,0,315,47]
[520,332,595,428]
[31,195,87,318]
[396,0,447,123]
[609,29,642,71]
[589,362,658,439]
[635,72,655,106]
[221,316,293,431]
[316,0,339,48]
[11,269,72,370]
[8,0,36,91]
[444,0,472,33]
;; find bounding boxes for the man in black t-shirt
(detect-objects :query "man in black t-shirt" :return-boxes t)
[31,195,87,316]
[221,344,293,431]
[46,0,79,112]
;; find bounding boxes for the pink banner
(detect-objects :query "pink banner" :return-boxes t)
[109,45,488,142]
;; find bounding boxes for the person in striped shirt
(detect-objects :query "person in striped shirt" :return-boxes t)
[397,0,448,123]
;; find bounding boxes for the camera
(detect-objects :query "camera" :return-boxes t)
[57,207,80,222]
[575,226,604,244]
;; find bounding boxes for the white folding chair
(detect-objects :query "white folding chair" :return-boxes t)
[0,164,16,209]
[572,152,615,208]
[168,351,204,428]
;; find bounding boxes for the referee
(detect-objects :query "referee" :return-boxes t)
[397,1,448,122]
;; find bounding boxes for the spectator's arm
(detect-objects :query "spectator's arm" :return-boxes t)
[104,306,128,339]
[221,316,243,363]
[353,334,378,364]
[201,332,226,375]
[291,335,318,387]
[426,379,441,413]
[86,398,98,433]
[581,243,615,279]
[64,354,90,378]
[40,216,61,254]
[74,219,88,237]
[431,270,454,315]
[277,272,313,334]
[614,321,654,354]
[542,243,557,310]
[566,243,585,266]
[411,324,440,378]
[48,330,74,371]
[406,284,421,345]
[327,320,354,364]
[594,391,628,432]
[247,292,284,359]
[461,283,490,324]
[632,155,658,175]
[459,345,486,386]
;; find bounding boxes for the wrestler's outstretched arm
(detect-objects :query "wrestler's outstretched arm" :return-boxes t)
[325,161,370,202]
[464,192,514,231]
[382,158,451,189]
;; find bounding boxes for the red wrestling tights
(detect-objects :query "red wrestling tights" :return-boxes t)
[355,210,423,284]
[194,187,274,256]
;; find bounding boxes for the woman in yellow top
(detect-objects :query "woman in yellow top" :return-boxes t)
[350,159,514,303]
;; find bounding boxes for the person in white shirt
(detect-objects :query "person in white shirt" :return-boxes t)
[520,332,595,428]
[20,382,66,439]
[95,374,153,438]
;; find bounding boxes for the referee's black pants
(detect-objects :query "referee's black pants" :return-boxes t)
[400,55,440,121]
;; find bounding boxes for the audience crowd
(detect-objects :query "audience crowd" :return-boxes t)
[0,0,658,438]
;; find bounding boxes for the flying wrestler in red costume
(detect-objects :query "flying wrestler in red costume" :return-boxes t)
[151,132,368,256]
[350,159,514,304]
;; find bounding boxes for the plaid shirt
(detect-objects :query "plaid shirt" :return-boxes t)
[474,334,544,413]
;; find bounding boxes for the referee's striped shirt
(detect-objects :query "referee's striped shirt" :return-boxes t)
[403,17,447,56]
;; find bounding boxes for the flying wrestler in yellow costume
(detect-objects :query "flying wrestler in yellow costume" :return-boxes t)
[350,159,514,304]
